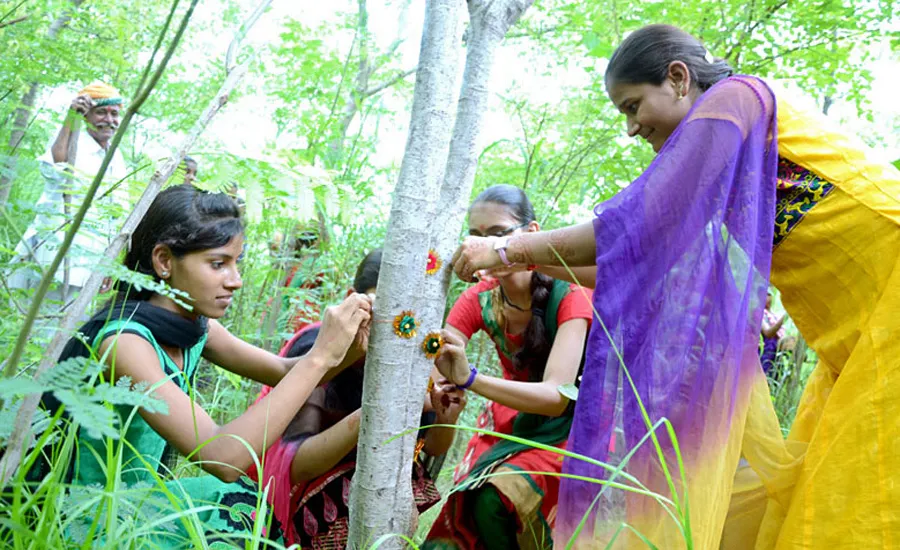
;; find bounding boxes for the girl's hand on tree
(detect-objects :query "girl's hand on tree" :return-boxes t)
[349,293,375,357]
[434,329,471,386]
[451,236,502,282]
[310,293,373,368]
[430,378,467,423]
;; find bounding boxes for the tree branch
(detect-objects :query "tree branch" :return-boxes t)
[225,0,271,71]
[133,0,181,96]
[0,15,27,29]
[363,67,417,98]
[744,29,871,72]
[723,0,789,62]
[505,22,562,39]
[0,0,27,25]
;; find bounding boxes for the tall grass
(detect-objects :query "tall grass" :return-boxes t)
[1,334,811,549]
[765,338,815,436]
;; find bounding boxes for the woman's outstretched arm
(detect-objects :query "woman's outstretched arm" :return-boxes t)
[451,221,596,282]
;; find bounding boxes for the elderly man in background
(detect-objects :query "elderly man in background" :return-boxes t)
[10,81,130,302]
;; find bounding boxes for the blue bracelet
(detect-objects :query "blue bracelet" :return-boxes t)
[457,363,478,390]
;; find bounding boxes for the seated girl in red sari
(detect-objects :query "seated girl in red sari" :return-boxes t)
[423,185,594,550]
[248,249,466,547]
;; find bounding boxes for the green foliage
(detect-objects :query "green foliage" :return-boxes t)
[0,402,50,443]
[767,344,817,434]
[0,0,896,547]
[0,356,167,440]
[105,261,194,309]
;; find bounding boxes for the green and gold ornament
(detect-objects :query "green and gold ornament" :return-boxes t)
[393,310,417,339]
[422,331,444,359]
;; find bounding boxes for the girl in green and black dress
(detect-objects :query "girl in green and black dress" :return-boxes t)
[42,184,372,547]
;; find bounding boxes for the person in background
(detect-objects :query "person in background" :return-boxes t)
[264,226,324,337]
[182,156,198,185]
[10,81,130,300]
[760,290,786,373]
[424,185,593,550]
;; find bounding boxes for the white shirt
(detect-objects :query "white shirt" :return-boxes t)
[12,130,130,288]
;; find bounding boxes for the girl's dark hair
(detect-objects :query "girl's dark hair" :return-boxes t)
[470,184,535,225]
[471,185,554,382]
[605,24,734,93]
[280,249,384,444]
[118,184,242,300]
[353,248,382,293]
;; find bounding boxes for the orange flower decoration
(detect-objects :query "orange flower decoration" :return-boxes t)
[414,438,426,463]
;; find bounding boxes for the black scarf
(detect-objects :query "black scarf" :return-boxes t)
[59,299,208,362]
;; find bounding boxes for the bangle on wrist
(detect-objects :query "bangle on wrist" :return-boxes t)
[456,363,478,390]
[493,236,515,267]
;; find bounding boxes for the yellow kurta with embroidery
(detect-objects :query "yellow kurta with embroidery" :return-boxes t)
[725,97,900,549]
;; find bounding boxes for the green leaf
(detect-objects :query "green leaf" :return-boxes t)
[0,378,46,400]
[0,399,50,443]
[54,389,120,440]
[558,383,579,401]
[94,377,169,416]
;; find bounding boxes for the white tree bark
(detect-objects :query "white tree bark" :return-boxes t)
[347,0,464,547]
[348,0,533,547]
[421,0,536,341]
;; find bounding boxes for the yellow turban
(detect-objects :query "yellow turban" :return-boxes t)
[78,81,123,107]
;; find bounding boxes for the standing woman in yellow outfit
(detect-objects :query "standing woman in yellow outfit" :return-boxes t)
[449,24,900,550]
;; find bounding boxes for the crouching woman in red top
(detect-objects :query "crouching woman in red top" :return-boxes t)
[424,185,594,550]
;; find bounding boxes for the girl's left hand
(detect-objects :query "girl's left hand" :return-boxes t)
[430,378,467,423]
[434,329,471,386]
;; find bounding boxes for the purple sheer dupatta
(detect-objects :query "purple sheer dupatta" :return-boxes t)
[557,76,778,548]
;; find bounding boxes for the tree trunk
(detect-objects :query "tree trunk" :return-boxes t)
[348,0,533,547]
[346,1,464,546]
[423,0,535,321]
[0,0,85,206]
